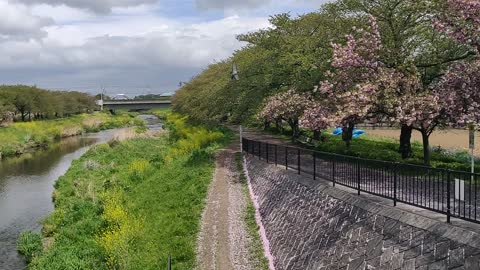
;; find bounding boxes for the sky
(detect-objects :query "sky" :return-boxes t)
[0,0,330,96]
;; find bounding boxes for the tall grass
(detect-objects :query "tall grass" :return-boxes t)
[21,114,230,269]
[0,112,143,157]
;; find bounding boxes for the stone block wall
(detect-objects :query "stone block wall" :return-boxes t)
[244,156,480,270]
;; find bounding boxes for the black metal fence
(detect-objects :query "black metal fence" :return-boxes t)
[242,138,480,224]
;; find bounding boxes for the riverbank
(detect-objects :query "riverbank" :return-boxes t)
[0,112,144,159]
[1,128,137,270]
[18,114,231,269]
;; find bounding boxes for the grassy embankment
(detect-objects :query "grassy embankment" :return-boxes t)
[0,112,143,158]
[18,113,231,269]
[266,127,479,172]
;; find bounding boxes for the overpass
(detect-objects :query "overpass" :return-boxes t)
[100,100,172,111]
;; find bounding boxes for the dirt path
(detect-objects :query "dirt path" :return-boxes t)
[197,142,254,270]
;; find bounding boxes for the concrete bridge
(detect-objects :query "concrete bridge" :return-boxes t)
[100,99,172,111]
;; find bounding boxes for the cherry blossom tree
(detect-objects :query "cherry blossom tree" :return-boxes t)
[258,89,312,139]
[258,95,283,130]
[317,16,382,147]
[321,15,450,164]
[300,105,332,140]
[395,92,445,164]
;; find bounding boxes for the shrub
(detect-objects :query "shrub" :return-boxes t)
[128,159,151,181]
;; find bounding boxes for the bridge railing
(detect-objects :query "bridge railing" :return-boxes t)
[242,138,480,224]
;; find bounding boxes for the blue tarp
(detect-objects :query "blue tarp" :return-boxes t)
[333,127,343,136]
[332,128,366,138]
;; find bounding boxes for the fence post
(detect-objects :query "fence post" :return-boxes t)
[298,148,301,175]
[168,256,172,270]
[313,152,316,181]
[393,163,397,207]
[275,144,278,166]
[259,142,261,160]
[285,147,288,170]
[357,158,361,195]
[447,170,451,223]
[332,157,336,187]
[266,143,269,163]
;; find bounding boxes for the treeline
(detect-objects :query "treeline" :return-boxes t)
[0,85,96,121]
[173,0,480,165]
[173,4,363,123]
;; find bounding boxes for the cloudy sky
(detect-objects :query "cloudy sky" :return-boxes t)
[0,0,329,96]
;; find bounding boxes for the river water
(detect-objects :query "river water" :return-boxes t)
[0,115,161,269]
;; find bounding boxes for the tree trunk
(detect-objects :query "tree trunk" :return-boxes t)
[275,120,283,134]
[20,110,25,121]
[289,119,300,141]
[264,120,271,130]
[399,124,413,159]
[342,123,355,149]
[313,130,321,141]
[421,130,431,166]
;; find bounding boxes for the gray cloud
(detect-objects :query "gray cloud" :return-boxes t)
[196,0,272,10]
[13,0,157,13]
[0,2,53,39]
[0,15,269,94]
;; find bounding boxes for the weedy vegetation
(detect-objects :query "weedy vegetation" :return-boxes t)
[20,113,230,270]
[0,112,143,158]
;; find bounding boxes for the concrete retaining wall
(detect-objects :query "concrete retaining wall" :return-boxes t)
[244,156,480,270]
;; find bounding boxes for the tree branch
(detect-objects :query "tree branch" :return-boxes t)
[416,51,476,68]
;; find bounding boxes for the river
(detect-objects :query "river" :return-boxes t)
[0,115,161,269]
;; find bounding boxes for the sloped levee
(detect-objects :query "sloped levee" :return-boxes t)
[244,155,480,270]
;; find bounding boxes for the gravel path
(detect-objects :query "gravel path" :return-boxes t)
[197,143,254,270]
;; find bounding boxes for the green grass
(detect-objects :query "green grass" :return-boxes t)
[235,152,270,270]
[313,133,480,172]
[148,108,171,121]
[21,114,230,270]
[265,126,479,172]
[17,232,43,263]
[0,112,143,158]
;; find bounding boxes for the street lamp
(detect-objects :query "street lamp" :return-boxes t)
[231,62,240,81]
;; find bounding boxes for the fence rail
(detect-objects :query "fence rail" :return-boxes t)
[242,138,480,224]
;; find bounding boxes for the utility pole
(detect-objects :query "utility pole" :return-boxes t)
[240,125,243,151]
[100,87,106,111]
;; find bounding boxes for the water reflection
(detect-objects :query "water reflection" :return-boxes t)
[0,130,113,269]
[0,115,161,269]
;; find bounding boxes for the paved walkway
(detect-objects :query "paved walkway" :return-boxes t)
[196,142,254,270]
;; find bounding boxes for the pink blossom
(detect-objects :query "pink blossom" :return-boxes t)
[435,0,480,52]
